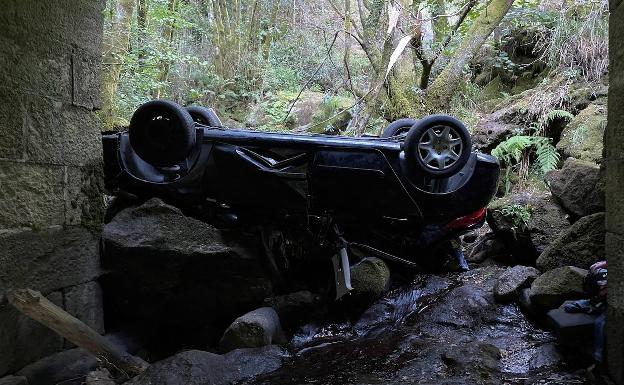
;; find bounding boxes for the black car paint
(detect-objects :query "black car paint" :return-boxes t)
[102,125,499,267]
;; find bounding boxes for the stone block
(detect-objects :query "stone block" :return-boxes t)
[63,281,105,334]
[606,158,624,235]
[0,292,64,376]
[607,232,624,384]
[24,99,102,167]
[0,35,73,104]
[0,226,101,299]
[0,162,65,229]
[608,306,624,384]
[1,1,104,57]
[65,164,105,227]
[72,49,102,110]
[608,3,624,161]
[0,87,26,161]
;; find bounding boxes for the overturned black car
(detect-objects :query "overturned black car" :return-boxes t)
[102,100,499,298]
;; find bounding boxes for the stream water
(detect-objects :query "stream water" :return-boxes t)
[241,266,592,385]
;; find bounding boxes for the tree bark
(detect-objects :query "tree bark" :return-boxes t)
[423,0,515,111]
[7,289,148,381]
[155,0,179,98]
[136,0,148,63]
[101,0,136,130]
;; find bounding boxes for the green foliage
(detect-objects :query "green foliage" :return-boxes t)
[492,135,559,193]
[536,0,608,82]
[310,96,353,134]
[496,203,532,237]
[530,109,574,134]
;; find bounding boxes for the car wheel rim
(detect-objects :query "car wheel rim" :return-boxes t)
[417,125,463,171]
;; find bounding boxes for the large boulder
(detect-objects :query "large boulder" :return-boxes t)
[529,266,588,309]
[219,307,286,352]
[423,285,497,328]
[487,192,570,262]
[556,103,606,164]
[493,265,540,303]
[126,346,286,385]
[101,198,274,351]
[536,212,605,271]
[472,116,519,152]
[545,158,605,217]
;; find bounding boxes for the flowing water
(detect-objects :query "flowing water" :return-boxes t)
[241,266,592,385]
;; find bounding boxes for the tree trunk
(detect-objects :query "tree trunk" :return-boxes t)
[155,0,179,98]
[101,0,136,130]
[423,0,515,111]
[136,0,148,63]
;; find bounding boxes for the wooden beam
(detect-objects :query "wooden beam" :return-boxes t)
[7,288,148,380]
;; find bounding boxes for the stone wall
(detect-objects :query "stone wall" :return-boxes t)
[608,0,624,382]
[0,1,105,376]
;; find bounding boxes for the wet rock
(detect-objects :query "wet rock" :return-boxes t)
[518,288,540,317]
[466,232,508,263]
[545,158,605,217]
[0,376,27,385]
[536,212,605,271]
[85,369,115,385]
[222,345,287,382]
[424,285,497,328]
[493,265,540,303]
[557,103,606,164]
[101,198,273,351]
[127,346,286,385]
[350,257,391,299]
[441,342,501,371]
[487,192,570,262]
[219,307,286,353]
[529,266,588,309]
[527,343,563,371]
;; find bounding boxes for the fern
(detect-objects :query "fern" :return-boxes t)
[534,138,560,174]
[492,135,559,193]
[532,109,574,134]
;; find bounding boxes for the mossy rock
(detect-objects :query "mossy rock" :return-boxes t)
[309,95,353,134]
[510,71,544,95]
[487,192,569,263]
[481,76,504,101]
[536,212,605,271]
[557,103,606,164]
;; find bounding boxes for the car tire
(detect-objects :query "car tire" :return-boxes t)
[404,114,471,177]
[381,118,418,138]
[186,105,222,127]
[129,100,196,167]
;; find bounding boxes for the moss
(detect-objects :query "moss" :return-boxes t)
[309,95,353,134]
[482,76,504,101]
[383,76,418,120]
[557,103,606,163]
[511,71,543,95]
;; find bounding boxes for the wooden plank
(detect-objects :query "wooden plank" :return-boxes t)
[7,288,148,380]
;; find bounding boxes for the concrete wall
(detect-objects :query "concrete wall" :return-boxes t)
[0,1,105,376]
[608,0,624,382]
